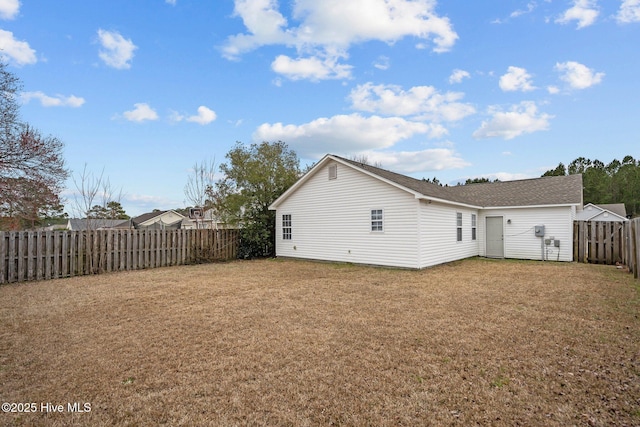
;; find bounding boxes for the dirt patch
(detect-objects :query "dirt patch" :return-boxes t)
[1,258,639,426]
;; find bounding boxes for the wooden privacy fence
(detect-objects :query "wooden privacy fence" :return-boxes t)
[573,219,640,280]
[0,228,239,284]
[625,218,640,280]
[573,220,626,265]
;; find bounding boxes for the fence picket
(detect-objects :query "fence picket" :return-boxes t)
[0,232,6,284]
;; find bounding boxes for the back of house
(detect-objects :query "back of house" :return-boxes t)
[269,155,583,269]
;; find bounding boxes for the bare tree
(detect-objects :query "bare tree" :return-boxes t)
[70,164,124,230]
[349,154,383,168]
[184,158,216,228]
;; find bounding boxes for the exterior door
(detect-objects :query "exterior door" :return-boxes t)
[486,216,504,258]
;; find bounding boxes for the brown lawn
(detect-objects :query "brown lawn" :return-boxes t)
[1,257,639,426]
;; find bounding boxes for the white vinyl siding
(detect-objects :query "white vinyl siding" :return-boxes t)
[419,201,479,268]
[478,206,574,261]
[274,163,420,268]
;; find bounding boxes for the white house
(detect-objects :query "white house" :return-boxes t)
[269,155,584,269]
[187,208,231,229]
[575,203,628,222]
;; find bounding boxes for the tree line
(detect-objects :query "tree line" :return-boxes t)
[543,156,639,218]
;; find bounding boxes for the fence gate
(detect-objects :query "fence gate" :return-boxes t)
[573,220,626,265]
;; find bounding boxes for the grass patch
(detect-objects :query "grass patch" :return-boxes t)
[1,258,639,426]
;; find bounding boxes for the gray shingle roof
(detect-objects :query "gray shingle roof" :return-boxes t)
[593,203,627,218]
[67,218,128,230]
[336,155,583,208]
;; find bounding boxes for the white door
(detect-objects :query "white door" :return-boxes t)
[486,216,504,258]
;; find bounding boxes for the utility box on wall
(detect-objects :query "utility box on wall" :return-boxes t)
[534,225,545,237]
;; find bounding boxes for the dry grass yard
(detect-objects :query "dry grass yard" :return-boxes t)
[1,258,639,426]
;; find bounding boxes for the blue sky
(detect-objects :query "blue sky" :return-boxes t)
[1,0,639,216]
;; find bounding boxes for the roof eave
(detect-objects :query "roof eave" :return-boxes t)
[482,202,581,210]
[417,196,482,210]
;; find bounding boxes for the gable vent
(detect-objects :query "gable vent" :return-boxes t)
[328,164,337,180]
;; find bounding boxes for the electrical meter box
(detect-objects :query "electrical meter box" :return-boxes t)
[534,225,545,237]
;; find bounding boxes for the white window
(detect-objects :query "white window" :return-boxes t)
[371,209,383,232]
[471,214,477,241]
[456,212,462,242]
[282,214,292,240]
[328,164,337,180]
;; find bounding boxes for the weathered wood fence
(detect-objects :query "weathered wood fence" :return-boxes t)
[573,219,640,279]
[573,220,626,265]
[625,218,640,279]
[0,228,239,284]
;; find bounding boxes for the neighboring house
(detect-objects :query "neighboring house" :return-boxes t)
[187,208,230,229]
[269,154,583,269]
[66,218,128,230]
[126,210,191,230]
[575,203,628,222]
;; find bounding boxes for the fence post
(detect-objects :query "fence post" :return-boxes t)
[0,232,6,284]
[632,218,640,279]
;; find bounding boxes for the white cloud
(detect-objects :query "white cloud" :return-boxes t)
[123,193,182,216]
[223,0,458,81]
[222,0,293,59]
[165,0,177,5]
[21,91,85,107]
[254,113,443,157]
[0,0,19,20]
[97,29,137,69]
[271,54,353,80]
[510,2,536,18]
[187,106,217,125]
[349,82,476,122]
[373,55,390,70]
[617,0,640,23]
[555,0,599,29]
[472,101,553,140]
[491,172,531,181]
[492,2,537,23]
[555,61,604,89]
[361,148,470,173]
[170,106,218,124]
[499,66,536,92]
[291,0,458,53]
[449,69,470,84]
[547,85,560,94]
[120,103,159,122]
[0,29,36,65]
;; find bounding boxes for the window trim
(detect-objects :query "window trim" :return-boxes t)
[471,213,477,241]
[456,212,462,242]
[371,209,384,232]
[282,214,292,240]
